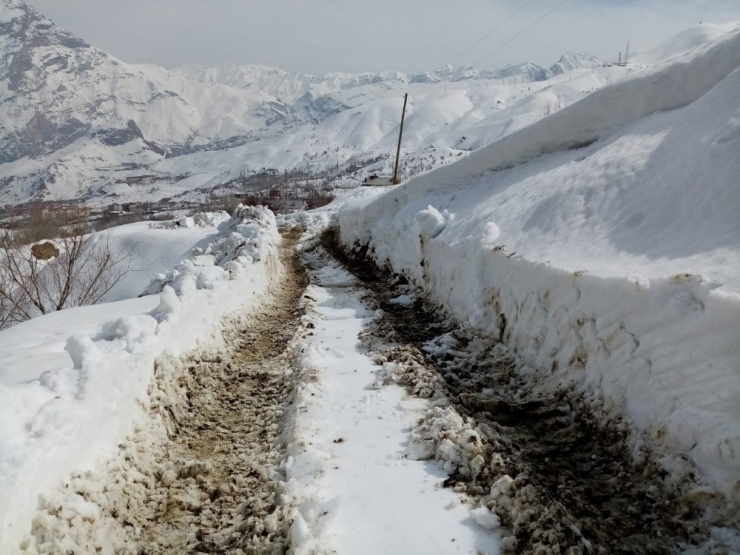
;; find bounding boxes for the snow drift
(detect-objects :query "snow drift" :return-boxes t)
[338,24,740,503]
[0,206,280,552]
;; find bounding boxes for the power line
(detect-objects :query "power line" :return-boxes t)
[472,0,571,68]
[448,0,539,66]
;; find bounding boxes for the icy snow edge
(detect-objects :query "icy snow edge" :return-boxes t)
[0,205,281,552]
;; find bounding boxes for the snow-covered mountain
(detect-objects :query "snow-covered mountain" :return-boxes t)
[175,52,602,100]
[0,0,280,156]
[0,0,734,207]
[0,0,614,205]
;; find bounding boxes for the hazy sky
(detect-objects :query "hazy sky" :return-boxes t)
[30,0,740,74]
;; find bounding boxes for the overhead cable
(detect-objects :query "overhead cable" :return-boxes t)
[472,0,571,67]
[447,0,539,66]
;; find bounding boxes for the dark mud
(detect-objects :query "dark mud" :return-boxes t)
[322,227,712,555]
[133,227,310,555]
[25,229,309,555]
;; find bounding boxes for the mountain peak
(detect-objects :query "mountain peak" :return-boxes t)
[0,0,88,49]
[552,52,602,72]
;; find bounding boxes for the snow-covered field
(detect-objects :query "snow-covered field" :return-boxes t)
[338,23,740,504]
[0,207,280,551]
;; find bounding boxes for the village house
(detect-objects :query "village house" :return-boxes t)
[125,175,158,185]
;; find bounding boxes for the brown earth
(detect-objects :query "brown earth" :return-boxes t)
[31,241,59,260]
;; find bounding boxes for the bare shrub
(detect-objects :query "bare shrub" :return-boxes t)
[306,193,336,210]
[0,220,133,329]
[200,193,240,214]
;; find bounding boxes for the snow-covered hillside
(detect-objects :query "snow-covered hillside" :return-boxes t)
[0,0,618,206]
[0,0,736,215]
[339,21,740,504]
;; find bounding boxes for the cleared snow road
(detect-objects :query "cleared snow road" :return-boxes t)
[316,227,740,554]
[284,246,501,554]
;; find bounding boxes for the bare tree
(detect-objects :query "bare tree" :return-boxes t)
[0,218,132,329]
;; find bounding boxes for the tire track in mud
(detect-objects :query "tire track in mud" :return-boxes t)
[132,227,309,555]
[24,229,308,555]
[320,227,720,555]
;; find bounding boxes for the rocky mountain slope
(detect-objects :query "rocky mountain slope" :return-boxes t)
[0,0,614,205]
[2,0,730,207]
[0,0,278,157]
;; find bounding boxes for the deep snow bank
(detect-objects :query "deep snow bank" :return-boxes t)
[0,206,280,551]
[338,26,740,503]
[377,23,740,201]
[100,211,232,303]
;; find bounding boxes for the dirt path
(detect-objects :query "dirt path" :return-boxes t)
[130,228,308,555]
[320,227,715,555]
[25,229,308,555]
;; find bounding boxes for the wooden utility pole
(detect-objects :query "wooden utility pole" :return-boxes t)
[393,93,408,185]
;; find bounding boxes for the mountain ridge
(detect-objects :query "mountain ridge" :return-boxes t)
[1,0,730,207]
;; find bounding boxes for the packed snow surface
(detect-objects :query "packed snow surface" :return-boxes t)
[339,25,740,501]
[0,206,280,551]
[284,255,500,554]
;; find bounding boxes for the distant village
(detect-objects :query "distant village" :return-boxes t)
[0,149,432,232]
[0,166,340,232]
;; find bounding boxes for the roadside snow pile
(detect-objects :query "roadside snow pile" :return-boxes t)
[339,24,740,504]
[100,215,232,303]
[150,211,231,230]
[276,186,387,232]
[0,205,280,552]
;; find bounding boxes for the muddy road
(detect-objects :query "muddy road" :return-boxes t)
[131,228,309,554]
[25,229,309,555]
[26,226,725,555]
[321,227,713,555]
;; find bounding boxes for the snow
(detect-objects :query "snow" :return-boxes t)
[0,11,739,551]
[2,8,737,207]
[338,25,740,502]
[470,507,501,531]
[283,254,500,554]
[0,0,638,205]
[631,22,740,65]
[389,293,415,306]
[99,213,230,303]
[0,206,280,552]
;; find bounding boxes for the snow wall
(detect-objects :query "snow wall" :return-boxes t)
[338,27,740,503]
[0,206,281,551]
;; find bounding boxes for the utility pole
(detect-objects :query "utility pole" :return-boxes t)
[393,93,408,185]
[625,39,630,63]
